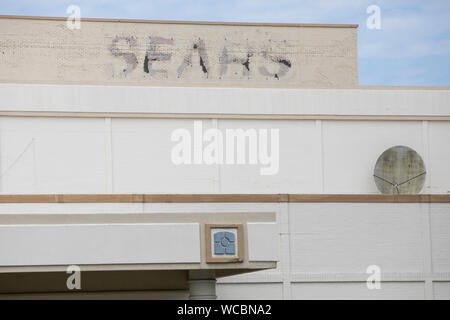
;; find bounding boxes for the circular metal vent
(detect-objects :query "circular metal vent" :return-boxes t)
[373,146,426,194]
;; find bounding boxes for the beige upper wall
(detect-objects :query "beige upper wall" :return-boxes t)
[0,16,358,88]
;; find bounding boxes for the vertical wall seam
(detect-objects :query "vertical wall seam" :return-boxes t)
[316,120,325,193]
[32,138,38,192]
[279,201,292,299]
[421,120,434,299]
[421,201,434,299]
[212,118,221,193]
[422,121,431,192]
[427,202,434,299]
[104,117,113,194]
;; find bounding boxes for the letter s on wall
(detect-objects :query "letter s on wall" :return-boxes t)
[258,51,291,80]
[110,36,139,76]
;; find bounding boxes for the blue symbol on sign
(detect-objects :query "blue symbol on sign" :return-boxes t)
[213,231,236,255]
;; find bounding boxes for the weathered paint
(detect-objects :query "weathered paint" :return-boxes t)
[0,17,358,87]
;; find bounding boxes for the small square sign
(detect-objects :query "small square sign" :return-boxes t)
[205,224,244,263]
[212,229,237,256]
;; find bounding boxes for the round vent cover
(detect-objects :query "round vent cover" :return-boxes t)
[373,146,426,194]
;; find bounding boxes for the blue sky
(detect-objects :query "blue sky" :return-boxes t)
[1,0,449,86]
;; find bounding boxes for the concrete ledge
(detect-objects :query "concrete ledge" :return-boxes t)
[0,223,201,266]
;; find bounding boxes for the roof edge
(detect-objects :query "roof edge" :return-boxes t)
[0,15,359,28]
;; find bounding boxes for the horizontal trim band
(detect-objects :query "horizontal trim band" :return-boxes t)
[0,212,276,224]
[0,15,358,28]
[0,194,449,203]
[0,263,276,275]
[219,272,450,283]
[0,111,449,121]
[1,81,449,90]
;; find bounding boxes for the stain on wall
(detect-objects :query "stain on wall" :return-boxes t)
[258,52,291,80]
[143,36,174,78]
[0,18,358,87]
[177,39,210,78]
[109,36,138,76]
[112,36,293,80]
[219,47,253,78]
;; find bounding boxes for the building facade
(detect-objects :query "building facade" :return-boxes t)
[0,16,449,299]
